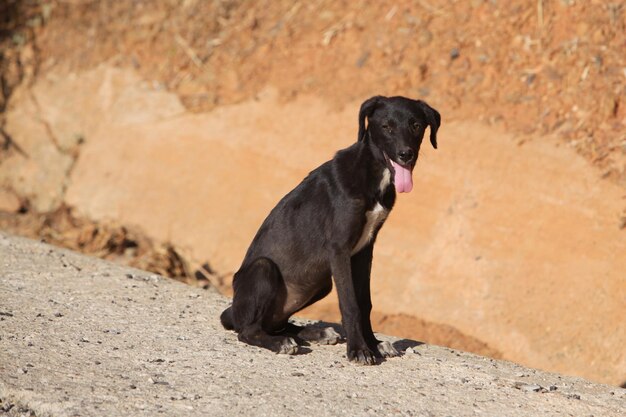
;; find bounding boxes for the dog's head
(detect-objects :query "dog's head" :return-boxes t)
[358,95,440,193]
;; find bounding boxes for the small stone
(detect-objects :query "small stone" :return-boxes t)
[549,385,558,391]
[144,274,160,283]
[291,372,305,377]
[405,347,415,354]
[515,381,542,392]
[450,48,460,60]
[521,384,542,392]
[80,337,90,343]
[149,376,169,385]
[567,393,581,400]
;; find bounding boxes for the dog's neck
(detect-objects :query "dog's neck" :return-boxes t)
[359,133,396,210]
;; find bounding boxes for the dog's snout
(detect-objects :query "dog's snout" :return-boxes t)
[397,149,415,164]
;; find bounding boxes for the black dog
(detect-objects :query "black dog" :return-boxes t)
[220,96,440,364]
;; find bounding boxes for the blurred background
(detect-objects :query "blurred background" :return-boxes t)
[0,0,624,385]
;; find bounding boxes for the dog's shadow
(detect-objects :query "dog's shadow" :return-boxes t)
[391,338,424,351]
[293,319,424,361]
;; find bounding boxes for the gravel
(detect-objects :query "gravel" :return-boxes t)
[1,232,624,417]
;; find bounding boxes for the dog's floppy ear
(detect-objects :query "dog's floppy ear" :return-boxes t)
[358,96,383,142]
[417,100,441,149]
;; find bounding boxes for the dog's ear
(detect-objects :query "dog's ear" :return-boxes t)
[358,96,383,142]
[417,101,441,149]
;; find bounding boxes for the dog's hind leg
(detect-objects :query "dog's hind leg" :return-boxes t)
[284,323,342,345]
[281,283,340,345]
[229,257,299,354]
[220,307,235,330]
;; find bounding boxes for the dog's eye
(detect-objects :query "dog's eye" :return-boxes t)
[381,123,391,131]
[412,122,421,130]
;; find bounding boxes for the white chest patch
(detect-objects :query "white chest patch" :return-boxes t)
[352,203,389,255]
[379,168,391,193]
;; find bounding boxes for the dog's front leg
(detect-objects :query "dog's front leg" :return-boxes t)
[351,245,378,348]
[352,244,400,359]
[331,251,376,365]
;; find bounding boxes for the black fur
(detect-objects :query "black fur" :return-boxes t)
[221,96,441,364]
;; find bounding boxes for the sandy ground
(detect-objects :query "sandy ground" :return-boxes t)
[1,233,625,417]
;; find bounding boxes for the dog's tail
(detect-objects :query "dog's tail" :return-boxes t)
[220,306,235,330]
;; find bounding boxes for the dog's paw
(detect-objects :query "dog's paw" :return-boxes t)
[376,341,400,358]
[277,337,299,355]
[295,325,342,345]
[317,327,341,345]
[347,346,377,365]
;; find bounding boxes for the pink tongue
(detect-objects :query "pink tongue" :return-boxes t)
[390,160,413,193]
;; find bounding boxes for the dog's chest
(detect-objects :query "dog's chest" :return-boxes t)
[351,202,389,255]
[379,168,391,193]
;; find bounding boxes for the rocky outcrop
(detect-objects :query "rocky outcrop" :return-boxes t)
[1,66,185,212]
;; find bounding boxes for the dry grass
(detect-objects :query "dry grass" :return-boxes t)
[0,202,217,288]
